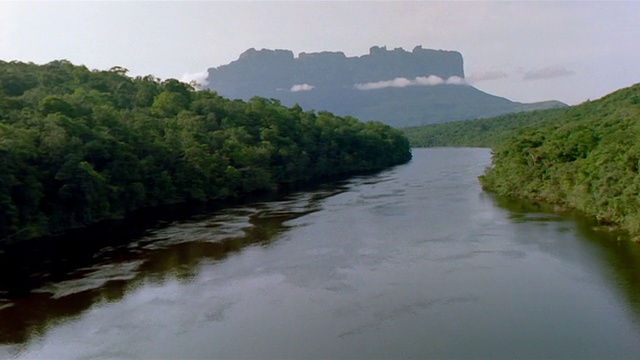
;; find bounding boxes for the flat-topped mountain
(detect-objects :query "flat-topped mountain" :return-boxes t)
[206,46,566,127]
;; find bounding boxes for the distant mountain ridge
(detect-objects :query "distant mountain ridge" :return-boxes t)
[206,46,566,127]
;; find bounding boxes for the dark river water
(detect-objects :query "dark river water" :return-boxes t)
[2,148,640,359]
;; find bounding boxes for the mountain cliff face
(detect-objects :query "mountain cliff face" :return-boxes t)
[206,46,565,128]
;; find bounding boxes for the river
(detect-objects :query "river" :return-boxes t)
[1,148,640,359]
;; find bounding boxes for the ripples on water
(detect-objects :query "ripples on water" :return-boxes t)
[0,184,348,349]
[2,148,640,359]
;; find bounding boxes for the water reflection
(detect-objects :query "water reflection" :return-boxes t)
[573,217,640,320]
[0,182,354,346]
[3,148,640,359]
[487,192,640,322]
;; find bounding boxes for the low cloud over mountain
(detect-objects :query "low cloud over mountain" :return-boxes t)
[205,46,566,127]
[290,83,315,92]
[354,76,467,90]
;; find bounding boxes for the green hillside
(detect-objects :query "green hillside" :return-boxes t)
[479,84,640,237]
[403,107,568,148]
[0,60,411,243]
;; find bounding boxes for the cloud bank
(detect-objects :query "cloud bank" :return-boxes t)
[523,66,575,81]
[290,83,315,92]
[354,75,467,90]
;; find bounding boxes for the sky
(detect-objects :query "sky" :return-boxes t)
[1,1,639,105]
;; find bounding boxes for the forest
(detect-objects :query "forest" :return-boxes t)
[0,60,412,243]
[479,84,640,237]
[402,107,568,148]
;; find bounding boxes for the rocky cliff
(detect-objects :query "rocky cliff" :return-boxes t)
[206,46,565,127]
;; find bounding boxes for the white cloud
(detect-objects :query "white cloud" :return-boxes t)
[354,76,468,90]
[180,70,209,89]
[466,71,509,83]
[290,83,315,92]
[415,75,444,86]
[444,76,466,85]
[523,66,575,81]
[355,77,412,90]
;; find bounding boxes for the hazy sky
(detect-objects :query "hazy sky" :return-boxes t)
[1,1,639,105]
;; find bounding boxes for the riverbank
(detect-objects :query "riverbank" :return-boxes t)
[478,83,640,239]
[0,60,411,244]
[0,165,398,301]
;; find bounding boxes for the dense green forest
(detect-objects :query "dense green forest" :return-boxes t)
[0,60,411,243]
[402,107,568,148]
[479,84,640,237]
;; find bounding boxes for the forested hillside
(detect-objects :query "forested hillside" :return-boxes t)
[403,107,568,148]
[0,60,411,243]
[479,84,640,236]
